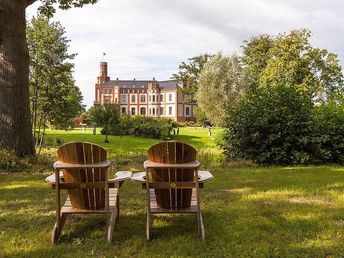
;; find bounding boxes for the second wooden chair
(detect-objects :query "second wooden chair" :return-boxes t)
[132,141,213,240]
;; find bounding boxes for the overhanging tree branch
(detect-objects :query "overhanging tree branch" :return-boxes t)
[27,0,38,7]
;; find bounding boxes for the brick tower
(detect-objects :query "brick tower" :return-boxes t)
[97,62,110,83]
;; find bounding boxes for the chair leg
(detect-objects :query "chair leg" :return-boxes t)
[51,213,68,244]
[197,212,200,235]
[146,213,152,241]
[116,195,120,223]
[198,212,205,241]
[107,210,116,243]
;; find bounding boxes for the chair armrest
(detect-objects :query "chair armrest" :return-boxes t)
[198,171,214,183]
[109,171,132,183]
[131,171,213,184]
[143,160,200,169]
[131,172,146,183]
[45,171,64,184]
[53,160,110,169]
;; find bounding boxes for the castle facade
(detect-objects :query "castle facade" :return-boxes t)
[94,62,196,122]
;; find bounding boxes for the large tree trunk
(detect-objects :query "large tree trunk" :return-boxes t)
[0,0,35,156]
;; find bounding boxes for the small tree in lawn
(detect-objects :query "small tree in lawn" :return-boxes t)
[89,104,120,143]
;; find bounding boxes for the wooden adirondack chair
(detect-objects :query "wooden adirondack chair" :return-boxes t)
[45,142,132,244]
[132,141,214,240]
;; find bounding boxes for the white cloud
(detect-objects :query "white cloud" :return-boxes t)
[27,0,344,108]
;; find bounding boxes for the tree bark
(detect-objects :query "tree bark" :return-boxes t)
[0,0,35,156]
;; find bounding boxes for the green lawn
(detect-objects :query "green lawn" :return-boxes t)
[44,127,224,156]
[1,128,344,257]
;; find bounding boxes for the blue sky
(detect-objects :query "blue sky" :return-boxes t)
[27,0,344,108]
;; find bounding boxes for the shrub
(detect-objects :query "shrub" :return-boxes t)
[310,102,344,164]
[222,84,344,165]
[222,85,314,165]
[180,121,198,127]
[106,115,177,139]
[54,138,64,146]
[197,148,222,168]
[44,137,54,146]
[0,148,20,171]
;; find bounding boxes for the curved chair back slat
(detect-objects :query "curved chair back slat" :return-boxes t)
[147,141,197,209]
[57,142,107,209]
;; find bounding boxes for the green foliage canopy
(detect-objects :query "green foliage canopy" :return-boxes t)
[241,29,344,103]
[33,0,98,17]
[222,29,344,165]
[222,84,344,165]
[222,85,313,164]
[28,15,83,130]
[194,107,210,127]
[171,54,213,104]
[310,102,344,163]
[89,104,121,143]
[197,53,244,126]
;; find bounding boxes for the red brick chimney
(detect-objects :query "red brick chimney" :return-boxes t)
[97,62,110,83]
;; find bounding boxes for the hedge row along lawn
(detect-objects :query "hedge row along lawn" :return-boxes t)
[1,127,344,257]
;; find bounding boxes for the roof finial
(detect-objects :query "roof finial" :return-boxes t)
[102,52,106,62]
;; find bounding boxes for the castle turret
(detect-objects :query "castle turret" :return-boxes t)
[97,62,110,83]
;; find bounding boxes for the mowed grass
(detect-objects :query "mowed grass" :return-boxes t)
[44,127,223,154]
[1,128,344,257]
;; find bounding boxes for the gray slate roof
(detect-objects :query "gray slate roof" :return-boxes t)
[159,80,179,90]
[98,79,179,90]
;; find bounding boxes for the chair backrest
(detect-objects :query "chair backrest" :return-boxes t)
[147,141,197,209]
[57,142,107,209]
